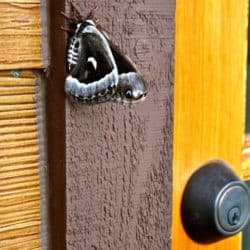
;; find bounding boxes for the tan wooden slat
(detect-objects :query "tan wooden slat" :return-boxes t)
[0,139,37,149]
[0,86,35,95]
[0,95,36,104]
[0,211,40,226]
[0,179,39,192]
[0,131,38,143]
[0,162,38,173]
[0,3,42,69]
[0,221,40,233]
[1,234,40,248]
[0,193,39,203]
[0,173,39,186]
[0,77,36,86]
[0,167,38,179]
[1,240,40,250]
[0,70,35,78]
[0,118,36,127]
[0,214,40,227]
[1,203,40,215]
[172,0,248,249]
[0,110,36,120]
[0,125,37,135]
[1,207,39,217]
[0,104,36,112]
[0,144,38,159]
[0,223,40,240]
[0,155,38,168]
[0,191,40,205]
[0,180,38,195]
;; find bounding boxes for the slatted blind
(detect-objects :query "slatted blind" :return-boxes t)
[0,0,45,248]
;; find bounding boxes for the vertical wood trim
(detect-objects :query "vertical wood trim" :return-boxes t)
[47,0,66,249]
[172,1,248,250]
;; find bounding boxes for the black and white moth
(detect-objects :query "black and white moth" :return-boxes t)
[62,6,148,104]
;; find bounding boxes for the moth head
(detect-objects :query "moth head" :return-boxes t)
[74,19,96,34]
[84,19,96,27]
[116,74,148,104]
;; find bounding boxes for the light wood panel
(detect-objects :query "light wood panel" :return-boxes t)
[172,1,248,250]
[0,2,42,69]
[0,73,41,249]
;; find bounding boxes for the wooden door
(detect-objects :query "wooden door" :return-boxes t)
[172,1,248,250]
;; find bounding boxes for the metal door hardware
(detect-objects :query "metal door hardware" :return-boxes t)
[181,160,250,243]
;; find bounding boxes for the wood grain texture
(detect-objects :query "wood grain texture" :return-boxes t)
[242,136,250,180]
[65,0,174,249]
[0,2,42,69]
[172,1,248,249]
[0,73,41,249]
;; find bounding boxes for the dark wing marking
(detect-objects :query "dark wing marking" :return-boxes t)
[109,41,138,74]
[109,42,148,103]
[69,33,114,83]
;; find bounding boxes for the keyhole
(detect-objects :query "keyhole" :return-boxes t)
[228,207,241,226]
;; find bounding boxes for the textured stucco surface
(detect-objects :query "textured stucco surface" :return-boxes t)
[66,0,175,249]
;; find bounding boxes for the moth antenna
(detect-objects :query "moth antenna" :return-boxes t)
[60,26,75,34]
[87,6,98,20]
[68,0,84,22]
[93,5,98,12]
[60,11,75,21]
[92,5,98,14]
[61,11,82,26]
[68,0,80,13]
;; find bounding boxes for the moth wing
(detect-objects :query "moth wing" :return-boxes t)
[109,41,138,75]
[70,33,116,83]
[65,32,118,103]
[109,42,148,103]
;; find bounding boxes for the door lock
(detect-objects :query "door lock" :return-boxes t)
[181,160,250,243]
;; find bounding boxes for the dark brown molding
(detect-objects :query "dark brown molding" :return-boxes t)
[47,0,66,249]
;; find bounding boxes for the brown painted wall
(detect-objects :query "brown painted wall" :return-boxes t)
[65,0,175,249]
